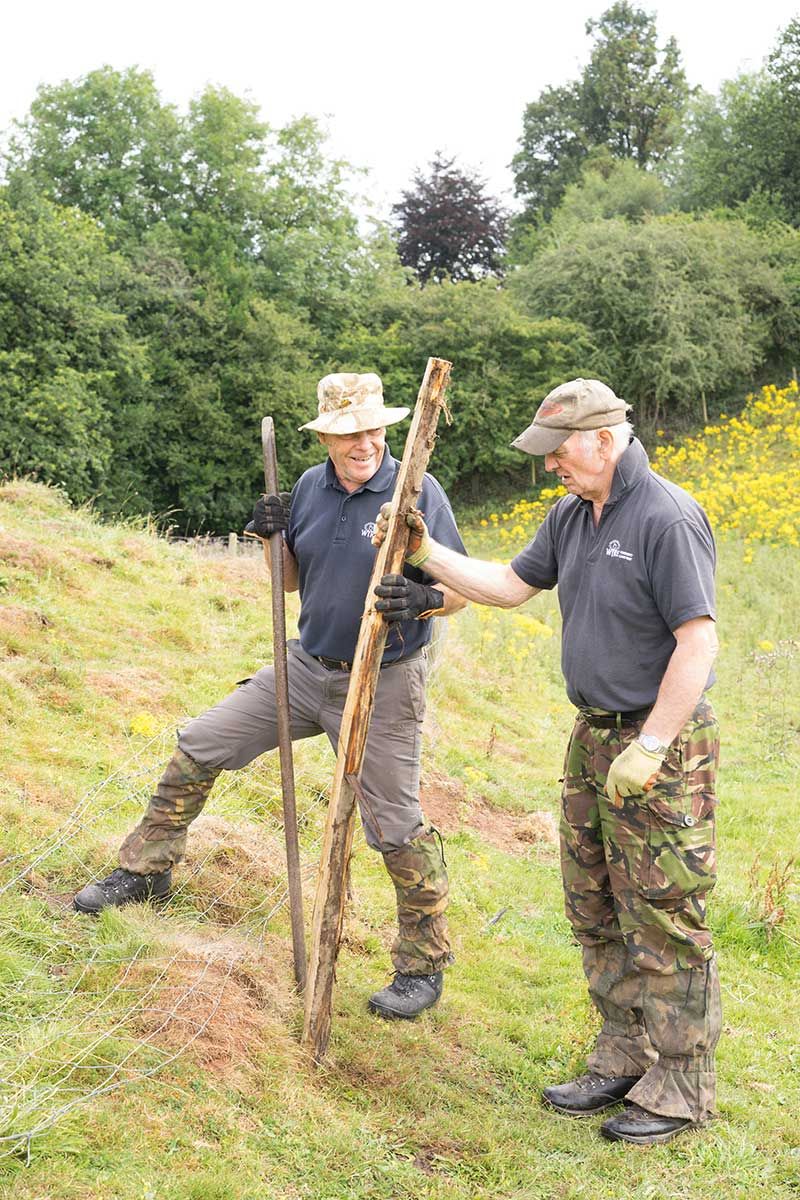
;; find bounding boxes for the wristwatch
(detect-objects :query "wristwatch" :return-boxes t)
[637,732,669,755]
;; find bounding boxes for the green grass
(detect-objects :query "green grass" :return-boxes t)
[1,478,799,1199]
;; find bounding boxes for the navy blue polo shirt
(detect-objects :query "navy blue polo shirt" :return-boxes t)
[510,438,717,711]
[286,447,466,663]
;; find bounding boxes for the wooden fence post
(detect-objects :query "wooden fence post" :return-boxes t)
[301,356,452,1063]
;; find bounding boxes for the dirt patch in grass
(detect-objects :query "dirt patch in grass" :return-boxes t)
[0,532,59,574]
[411,1140,468,1176]
[179,814,287,923]
[131,928,296,1080]
[331,1022,474,1097]
[68,547,116,569]
[86,666,170,707]
[0,605,51,634]
[421,769,558,856]
[118,537,162,565]
[19,869,76,910]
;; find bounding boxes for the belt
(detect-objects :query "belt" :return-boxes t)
[315,648,423,673]
[578,706,652,729]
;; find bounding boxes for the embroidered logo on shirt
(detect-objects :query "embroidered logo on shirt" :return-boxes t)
[361,521,377,539]
[606,539,633,561]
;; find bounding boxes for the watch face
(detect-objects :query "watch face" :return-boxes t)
[639,733,662,753]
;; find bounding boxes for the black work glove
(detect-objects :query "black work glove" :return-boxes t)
[374,574,444,623]
[251,492,291,538]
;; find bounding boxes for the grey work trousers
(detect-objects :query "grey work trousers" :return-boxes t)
[178,640,428,851]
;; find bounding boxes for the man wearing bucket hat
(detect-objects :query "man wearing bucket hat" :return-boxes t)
[73,373,468,1020]
[373,378,721,1143]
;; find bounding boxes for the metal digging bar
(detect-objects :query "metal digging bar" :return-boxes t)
[262,416,307,991]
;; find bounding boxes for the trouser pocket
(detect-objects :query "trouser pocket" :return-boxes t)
[639,699,719,901]
[639,804,716,900]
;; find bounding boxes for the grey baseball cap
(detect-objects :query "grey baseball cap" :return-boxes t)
[512,379,632,456]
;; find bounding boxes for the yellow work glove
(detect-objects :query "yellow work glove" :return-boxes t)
[372,503,432,568]
[606,740,664,806]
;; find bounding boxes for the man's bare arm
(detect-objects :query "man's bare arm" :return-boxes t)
[436,585,468,616]
[642,616,719,745]
[255,536,299,592]
[280,543,299,592]
[423,539,539,609]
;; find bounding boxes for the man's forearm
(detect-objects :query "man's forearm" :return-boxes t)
[643,619,718,745]
[424,541,539,608]
[437,585,468,616]
[282,543,299,592]
[260,538,299,592]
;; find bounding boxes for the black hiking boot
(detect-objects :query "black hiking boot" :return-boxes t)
[73,867,172,915]
[368,971,443,1019]
[542,1072,642,1115]
[601,1103,696,1144]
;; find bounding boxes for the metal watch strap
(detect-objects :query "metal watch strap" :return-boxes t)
[637,732,669,755]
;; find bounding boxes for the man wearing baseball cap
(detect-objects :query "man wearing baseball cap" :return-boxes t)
[74,372,468,1021]
[374,378,721,1144]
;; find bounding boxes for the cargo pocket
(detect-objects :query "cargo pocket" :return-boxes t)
[639,733,717,901]
[642,700,724,902]
[639,804,716,900]
[402,656,427,724]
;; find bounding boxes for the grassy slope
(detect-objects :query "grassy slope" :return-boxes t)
[0,477,798,1200]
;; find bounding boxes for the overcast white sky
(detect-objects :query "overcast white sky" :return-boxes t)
[3,1,798,216]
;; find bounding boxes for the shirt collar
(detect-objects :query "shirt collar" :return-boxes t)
[322,446,397,494]
[577,437,649,512]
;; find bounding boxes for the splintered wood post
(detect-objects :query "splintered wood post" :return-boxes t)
[262,417,307,992]
[301,356,452,1063]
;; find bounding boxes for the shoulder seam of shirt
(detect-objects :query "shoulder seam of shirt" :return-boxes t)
[646,470,701,519]
[648,513,714,555]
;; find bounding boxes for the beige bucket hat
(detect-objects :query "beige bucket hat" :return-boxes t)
[299,372,410,435]
[512,378,632,456]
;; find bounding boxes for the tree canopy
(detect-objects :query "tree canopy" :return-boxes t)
[512,2,689,224]
[669,19,800,225]
[511,211,796,428]
[2,39,800,529]
[392,153,508,283]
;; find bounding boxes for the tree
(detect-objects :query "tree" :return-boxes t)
[392,153,508,284]
[549,159,670,236]
[0,193,146,500]
[331,279,596,491]
[179,86,270,273]
[510,213,795,427]
[256,116,375,342]
[512,2,689,223]
[581,3,687,163]
[670,19,800,225]
[3,71,383,530]
[5,67,184,243]
[511,86,589,225]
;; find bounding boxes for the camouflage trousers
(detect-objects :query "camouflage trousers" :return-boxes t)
[560,696,721,1122]
[119,747,220,874]
[119,752,453,977]
[383,827,454,975]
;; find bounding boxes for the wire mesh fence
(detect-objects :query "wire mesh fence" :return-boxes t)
[0,724,344,1163]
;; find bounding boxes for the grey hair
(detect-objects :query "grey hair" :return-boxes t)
[578,421,634,454]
